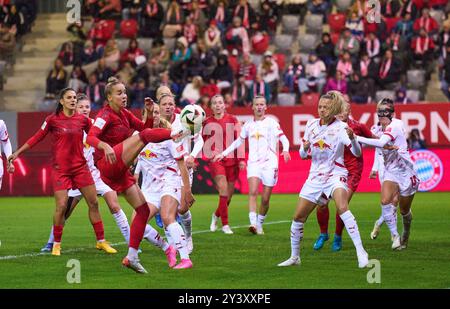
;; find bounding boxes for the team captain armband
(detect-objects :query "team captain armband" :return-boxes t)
[94,118,106,129]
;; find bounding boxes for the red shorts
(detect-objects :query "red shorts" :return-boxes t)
[209,161,239,182]
[347,169,362,192]
[52,165,94,192]
[96,143,136,193]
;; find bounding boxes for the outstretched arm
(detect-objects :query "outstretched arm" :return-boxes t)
[357,134,391,149]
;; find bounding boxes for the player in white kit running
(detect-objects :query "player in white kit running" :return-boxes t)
[0,119,15,189]
[356,98,418,250]
[213,96,291,235]
[278,91,369,268]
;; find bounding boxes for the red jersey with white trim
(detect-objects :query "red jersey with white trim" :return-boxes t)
[344,117,373,174]
[382,118,415,173]
[202,113,241,166]
[303,118,354,184]
[87,105,152,163]
[240,117,284,169]
[26,112,92,172]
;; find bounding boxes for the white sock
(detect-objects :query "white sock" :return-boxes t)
[143,224,169,251]
[257,214,266,228]
[340,210,365,254]
[48,226,54,244]
[164,227,173,246]
[290,221,303,258]
[179,211,192,238]
[382,204,399,238]
[127,247,139,260]
[249,211,257,226]
[112,209,130,243]
[167,222,189,260]
[402,210,412,233]
[375,214,385,227]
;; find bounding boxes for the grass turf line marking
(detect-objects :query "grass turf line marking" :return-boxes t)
[0,220,291,261]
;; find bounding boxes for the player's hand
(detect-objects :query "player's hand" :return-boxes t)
[144,97,155,110]
[212,153,224,162]
[183,188,195,208]
[282,151,291,163]
[7,160,15,173]
[369,171,377,179]
[346,127,355,140]
[185,155,195,169]
[239,161,246,170]
[7,152,18,165]
[383,144,398,150]
[303,141,311,152]
[103,144,117,164]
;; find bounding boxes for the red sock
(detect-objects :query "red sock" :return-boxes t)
[53,225,63,243]
[129,203,150,250]
[139,128,171,144]
[316,207,329,234]
[219,195,229,226]
[214,206,221,217]
[92,221,105,241]
[335,212,345,236]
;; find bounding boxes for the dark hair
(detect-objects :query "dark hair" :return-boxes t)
[77,93,89,102]
[56,87,76,114]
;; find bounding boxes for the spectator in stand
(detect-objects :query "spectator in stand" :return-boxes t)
[212,53,234,89]
[438,20,450,61]
[335,28,360,58]
[377,49,402,88]
[0,23,15,58]
[410,28,435,79]
[348,72,369,104]
[147,38,170,76]
[259,0,278,33]
[121,0,143,21]
[120,38,145,67]
[233,0,257,29]
[351,0,368,17]
[81,39,102,65]
[172,36,192,63]
[186,56,206,79]
[162,0,185,38]
[283,54,304,93]
[397,0,417,19]
[429,0,447,10]
[200,76,220,98]
[224,92,235,108]
[193,38,216,73]
[116,61,136,86]
[258,51,279,104]
[324,70,347,94]
[381,0,401,18]
[188,0,207,32]
[394,13,414,41]
[133,55,150,87]
[336,51,353,79]
[316,32,336,70]
[67,65,88,93]
[232,73,251,106]
[345,11,364,41]
[98,0,122,19]
[383,30,404,54]
[299,52,327,93]
[209,0,230,33]
[103,39,120,70]
[199,95,211,112]
[395,87,412,104]
[130,78,152,108]
[45,58,67,98]
[364,32,381,60]
[3,4,26,37]
[85,72,105,110]
[67,21,87,65]
[58,42,74,66]
[94,58,114,83]
[226,16,250,54]
[413,8,439,36]
[250,73,270,103]
[358,52,378,101]
[228,49,240,75]
[156,70,181,97]
[407,128,426,149]
[250,24,270,55]
[204,20,222,53]
[183,16,198,46]
[238,53,257,87]
[139,0,164,38]
[181,75,203,106]
[307,0,330,23]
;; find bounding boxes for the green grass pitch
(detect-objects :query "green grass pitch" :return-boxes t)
[0,193,449,288]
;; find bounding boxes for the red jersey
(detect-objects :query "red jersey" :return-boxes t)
[202,113,242,166]
[26,112,92,173]
[86,105,152,163]
[344,117,373,173]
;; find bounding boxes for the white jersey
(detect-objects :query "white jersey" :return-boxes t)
[240,117,284,169]
[135,139,187,194]
[302,118,353,184]
[381,118,415,174]
[370,123,385,179]
[172,113,202,158]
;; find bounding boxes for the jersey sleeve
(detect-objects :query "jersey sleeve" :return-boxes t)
[134,159,142,175]
[383,123,401,141]
[272,119,284,137]
[340,124,352,146]
[239,121,249,139]
[125,108,151,131]
[87,110,109,148]
[302,119,313,143]
[0,120,9,141]
[26,115,52,148]
[359,123,373,138]
[169,140,188,161]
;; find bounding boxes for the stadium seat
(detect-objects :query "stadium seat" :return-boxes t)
[301,92,320,106]
[299,34,319,52]
[335,0,353,12]
[328,13,346,33]
[305,14,323,35]
[277,93,296,106]
[116,38,129,52]
[406,89,421,102]
[164,37,176,52]
[120,19,138,38]
[281,15,300,36]
[430,9,445,29]
[375,90,395,102]
[137,38,153,52]
[407,70,426,89]
[274,34,294,53]
[273,53,286,71]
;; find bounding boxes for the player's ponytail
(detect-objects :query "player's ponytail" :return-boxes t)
[104,77,122,101]
[56,87,76,115]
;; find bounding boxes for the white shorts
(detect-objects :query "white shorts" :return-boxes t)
[299,176,348,206]
[247,163,278,187]
[0,159,3,189]
[142,178,181,210]
[383,169,419,197]
[68,170,113,198]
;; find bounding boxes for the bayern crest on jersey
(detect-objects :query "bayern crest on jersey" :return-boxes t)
[410,150,443,191]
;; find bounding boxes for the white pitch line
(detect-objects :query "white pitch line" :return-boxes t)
[0,220,291,261]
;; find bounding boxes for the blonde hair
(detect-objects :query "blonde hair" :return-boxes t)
[158,118,172,129]
[319,91,346,117]
[156,85,173,101]
[105,77,123,100]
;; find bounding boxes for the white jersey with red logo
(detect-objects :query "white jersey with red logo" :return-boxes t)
[240,117,284,169]
[135,139,187,194]
[172,113,203,157]
[302,118,353,184]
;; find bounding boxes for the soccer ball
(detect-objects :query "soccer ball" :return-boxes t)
[180,104,206,135]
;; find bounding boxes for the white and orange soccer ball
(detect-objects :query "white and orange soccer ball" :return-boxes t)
[180,104,206,135]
